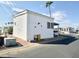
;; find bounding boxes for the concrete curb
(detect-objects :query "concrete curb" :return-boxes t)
[0,43,40,57]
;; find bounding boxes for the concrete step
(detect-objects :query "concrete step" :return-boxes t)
[16,37,29,46]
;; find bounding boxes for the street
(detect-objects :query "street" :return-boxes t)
[1,35,79,58]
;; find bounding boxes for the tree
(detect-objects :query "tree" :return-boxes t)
[8,26,13,35]
[4,22,13,35]
[46,1,53,17]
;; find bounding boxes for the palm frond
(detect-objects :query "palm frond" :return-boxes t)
[46,1,53,8]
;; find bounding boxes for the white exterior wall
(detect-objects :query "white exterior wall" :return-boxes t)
[13,11,27,41]
[13,10,54,41]
[27,11,54,41]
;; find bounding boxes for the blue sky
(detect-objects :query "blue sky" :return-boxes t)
[0,1,79,28]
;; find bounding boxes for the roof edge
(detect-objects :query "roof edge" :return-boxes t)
[13,9,54,19]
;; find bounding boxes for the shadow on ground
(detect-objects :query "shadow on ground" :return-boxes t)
[31,35,78,45]
[0,43,22,51]
[40,35,78,45]
[5,43,23,49]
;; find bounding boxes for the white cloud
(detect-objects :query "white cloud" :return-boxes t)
[52,11,66,22]
[59,19,71,27]
[12,8,24,12]
[0,1,7,4]
[52,11,72,27]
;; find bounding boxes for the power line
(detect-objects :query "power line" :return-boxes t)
[0,1,17,16]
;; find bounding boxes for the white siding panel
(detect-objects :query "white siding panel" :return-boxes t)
[13,13,27,41]
[27,11,54,40]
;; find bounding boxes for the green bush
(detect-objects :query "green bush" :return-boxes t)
[8,26,13,34]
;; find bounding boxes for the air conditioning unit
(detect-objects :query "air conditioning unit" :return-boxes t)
[4,38,16,46]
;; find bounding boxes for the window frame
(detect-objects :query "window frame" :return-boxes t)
[47,22,50,29]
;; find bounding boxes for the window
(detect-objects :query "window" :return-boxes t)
[47,22,50,28]
[64,28,66,31]
[51,23,53,28]
[15,22,16,25]
[60,28,62,31]
[38,22,40,25]
[61,28,63,31]
[47,22,54,29]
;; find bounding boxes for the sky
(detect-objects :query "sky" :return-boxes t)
[0,1,79,28]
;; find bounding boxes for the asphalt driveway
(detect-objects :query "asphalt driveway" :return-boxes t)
[40,35,77,45]
[44,37,77,45]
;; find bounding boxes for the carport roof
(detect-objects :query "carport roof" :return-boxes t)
[54,22,59,25]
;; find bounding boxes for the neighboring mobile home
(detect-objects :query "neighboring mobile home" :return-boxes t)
[59,27,75,35]
[0,27,3,35]
[13,9,54,42]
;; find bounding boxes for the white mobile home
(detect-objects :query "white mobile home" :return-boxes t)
[59,27,75,35]
[13,9,54,42]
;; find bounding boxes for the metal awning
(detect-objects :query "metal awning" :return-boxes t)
[54,22,59,25]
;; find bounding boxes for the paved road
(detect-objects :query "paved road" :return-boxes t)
[4,40,79,58]
[1,36,79,58]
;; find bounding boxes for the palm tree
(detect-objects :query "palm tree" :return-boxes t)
[46,1,53,17]
[46,1,54,35]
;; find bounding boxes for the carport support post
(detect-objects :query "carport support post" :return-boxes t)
[58,25,59,36]
[53,18,54,38]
